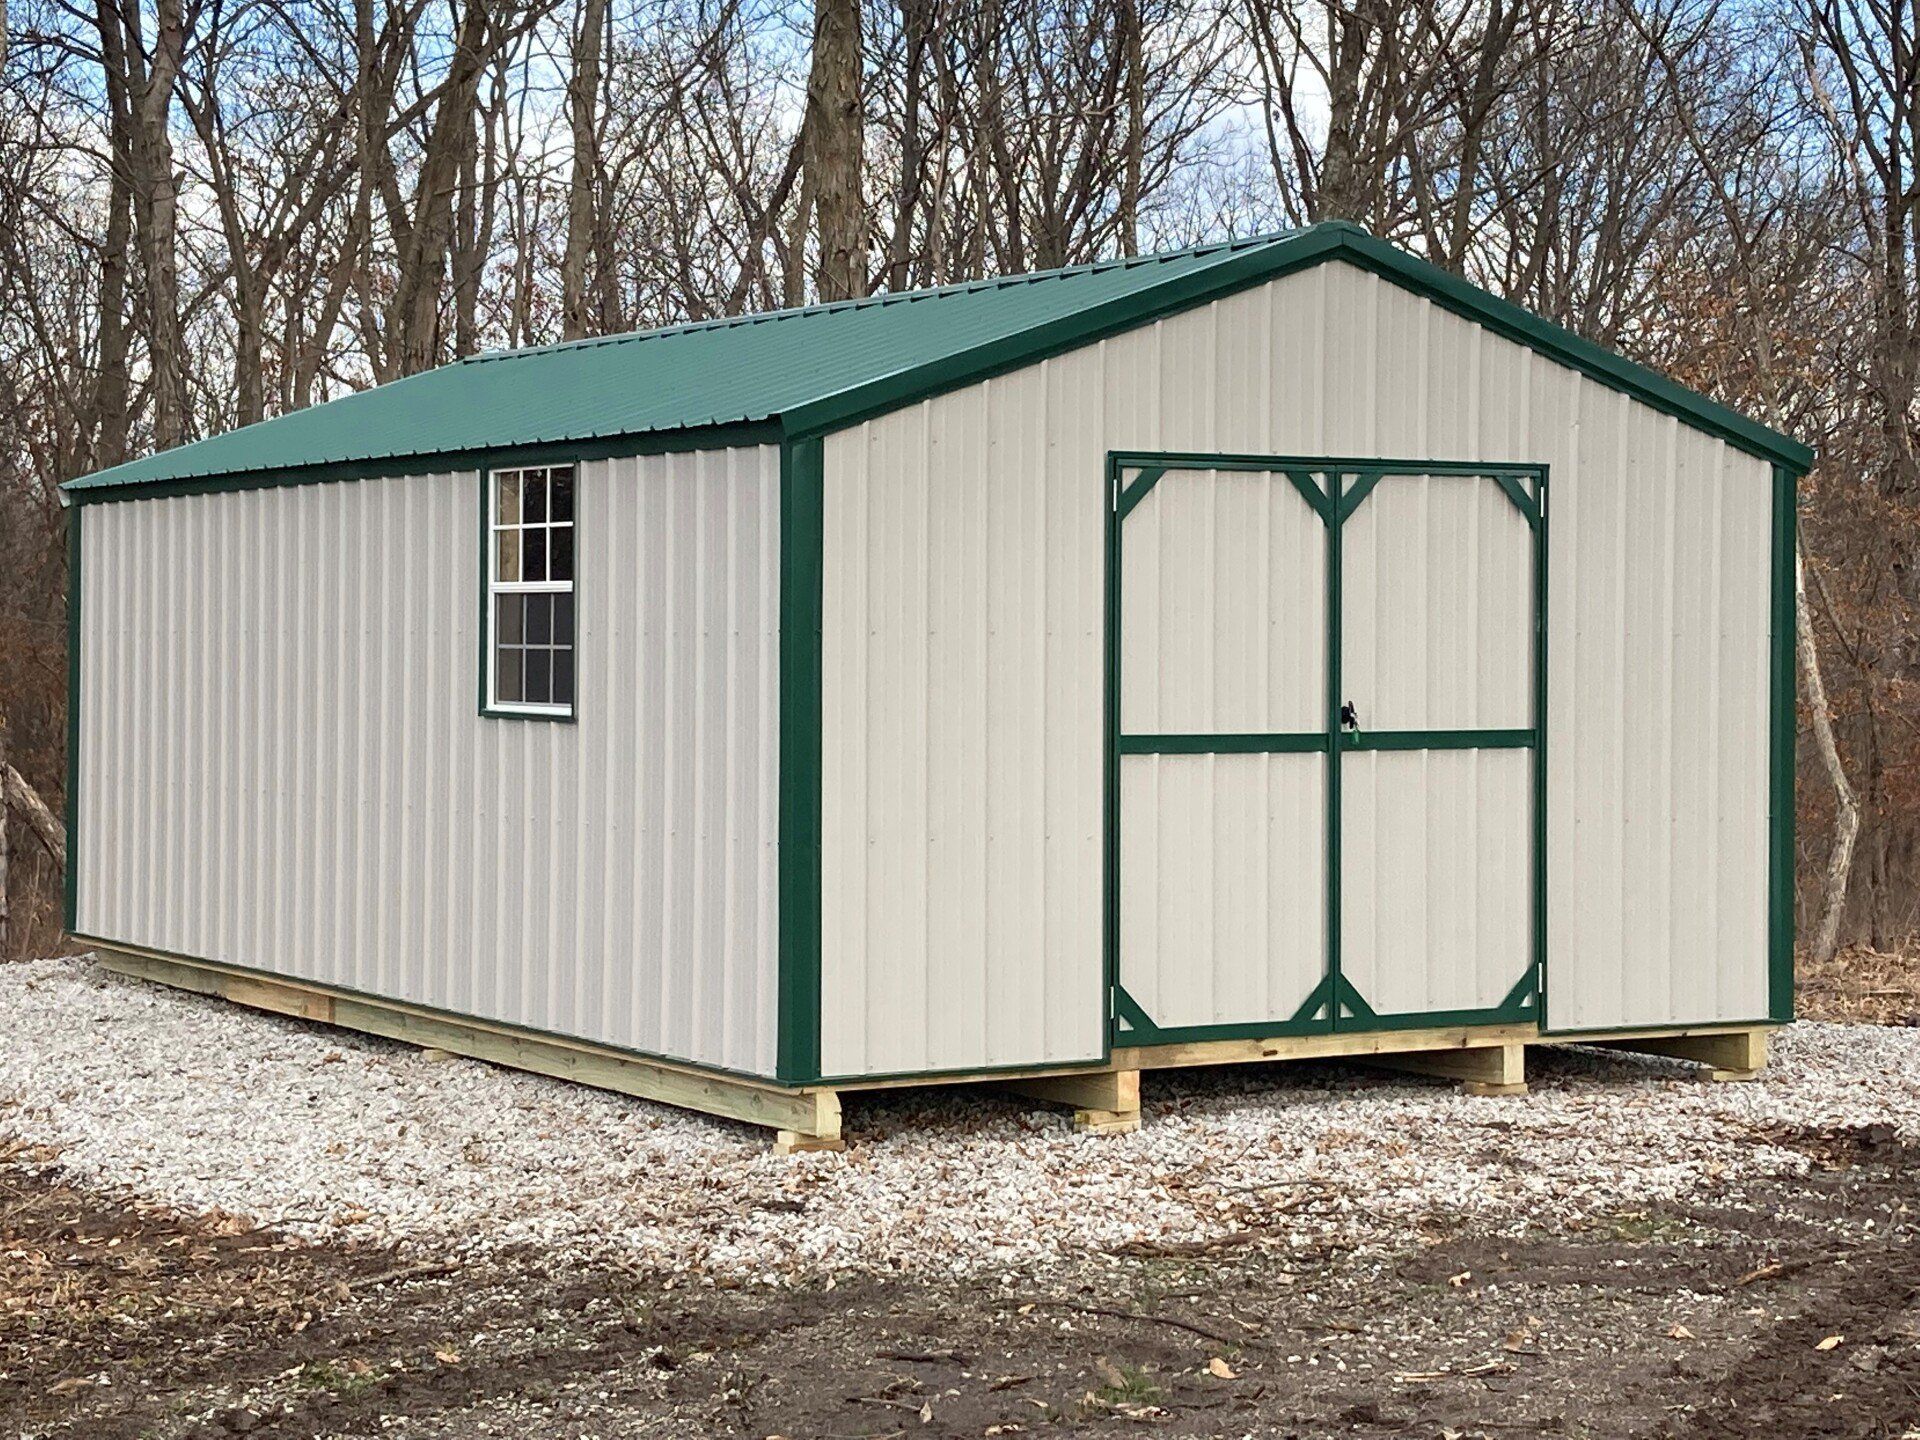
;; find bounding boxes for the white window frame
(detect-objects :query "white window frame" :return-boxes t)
[485,463,577,719]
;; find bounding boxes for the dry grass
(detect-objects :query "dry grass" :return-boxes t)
[1798,945,1920,1026]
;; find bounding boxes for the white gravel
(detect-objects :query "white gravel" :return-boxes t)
[2,955,1914,1284]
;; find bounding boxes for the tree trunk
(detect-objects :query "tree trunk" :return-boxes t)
[1799,544,1860,965]
[1117,0,1144,256]
[1316,0,1368,222]
[804,0,866,301]
[131,0,188,448]
[388,0,493,375]
[562,0,609,339]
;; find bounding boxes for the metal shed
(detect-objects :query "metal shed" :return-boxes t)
[63,223,1811,1148]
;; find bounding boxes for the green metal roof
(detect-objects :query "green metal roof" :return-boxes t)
[63,222,1812,499]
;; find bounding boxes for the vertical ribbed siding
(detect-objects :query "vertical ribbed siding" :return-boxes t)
[1114,468,1328,1029]
[1340,475,1532,730]
[1120,468,1325,733]
[75,446,783,1076]
[1340,749,1530,1014]
[1120,752,1326,1027]
[820,257,1772,1075]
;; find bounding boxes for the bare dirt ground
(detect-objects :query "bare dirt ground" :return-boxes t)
[4,1116,1918,1439]
[7,947,1920,1438]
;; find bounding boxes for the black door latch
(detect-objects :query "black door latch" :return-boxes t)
[1340,700,1359,731]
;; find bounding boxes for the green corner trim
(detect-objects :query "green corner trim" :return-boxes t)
[1337,470,1383,522]
[1289,972,1335,1024]
[1769,463,1799,1022]
[1334,975,1376,1021]
[1494,473,1541,527]
[1116,465,1166,519]
[62,505,80,932]
[777,436,825,1084]
[1285,470,1332,523]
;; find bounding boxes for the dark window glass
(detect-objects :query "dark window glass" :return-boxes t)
[549,526,573,582]
[495,647,523,703]
[553,648,574,705]
[496,594,523,645]
[523,471,547,523]
[553,592,574,646]
[525,648,551,705]
[523,529,547,582]
[549,469,573,522]
[495,472,520,527]
[526,592,552,644]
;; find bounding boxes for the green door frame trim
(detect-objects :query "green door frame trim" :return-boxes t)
[1105,453,1547,1049]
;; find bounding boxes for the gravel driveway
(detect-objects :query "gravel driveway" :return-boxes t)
[3,955,1915,1284]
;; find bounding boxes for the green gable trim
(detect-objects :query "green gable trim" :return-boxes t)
[64,224,1806,504]
[786,225,1809,471]
[776,436,825,1085]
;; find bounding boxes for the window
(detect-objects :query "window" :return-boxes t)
[487,465,575,716]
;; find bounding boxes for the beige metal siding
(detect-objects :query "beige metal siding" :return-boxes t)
[75,447,783,1076]
[1340,474,1533,731]
[820,258,1772,1074]
[1120,752,1327,1027]
[1340,749,1532,1015]
[1119,467,1326,733]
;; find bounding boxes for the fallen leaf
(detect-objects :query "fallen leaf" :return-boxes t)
[48,1376,96,1396]
[1207,1357,1237,1379]
[434,1348,461,1365]
[1816,1335,1845,1351]
[1669,1325,1695,1341]
[1448,1270,1472,1287]
[918,1399,933,1423]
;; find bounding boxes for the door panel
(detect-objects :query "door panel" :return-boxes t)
[1341,473,1533,731]
[1340,748,1532,1016]
[1108,455,1542,1047]
[1120,752,1327,1030]
[1120,468,1325,734]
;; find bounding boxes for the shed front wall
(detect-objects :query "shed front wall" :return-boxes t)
[820,257,1773,1078]
[74,446,782,1077]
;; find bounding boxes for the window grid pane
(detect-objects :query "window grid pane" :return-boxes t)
[490,465,576,712]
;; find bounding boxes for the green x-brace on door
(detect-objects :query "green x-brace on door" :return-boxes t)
[1105,453,1546,1048]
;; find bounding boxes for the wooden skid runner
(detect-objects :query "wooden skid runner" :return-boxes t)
[90,940,1774,1148]
[91,944,844,1149]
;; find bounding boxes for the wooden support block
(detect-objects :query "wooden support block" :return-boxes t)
[1357,1041,1527,1096]
[1004,1069,1142,1134]
[1592,1028,1768,1080]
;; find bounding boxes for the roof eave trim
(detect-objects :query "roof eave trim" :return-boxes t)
[780,223,1815,473]
[61,418,785,504]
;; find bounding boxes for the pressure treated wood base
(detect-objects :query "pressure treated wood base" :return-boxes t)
[1588,1027,1769,1081]
[1003,1070,1143,1134]
[88,942,845,1150]
[86,937,1774,1150]
[1355,1040,1529,1095]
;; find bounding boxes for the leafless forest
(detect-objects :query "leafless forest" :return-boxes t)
[0,0,1911,967]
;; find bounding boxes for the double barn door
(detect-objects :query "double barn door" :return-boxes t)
[1108,453,1544,1043]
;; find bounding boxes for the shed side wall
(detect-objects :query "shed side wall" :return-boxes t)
[819,257,1770,1076]
[75,446,782,1076]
